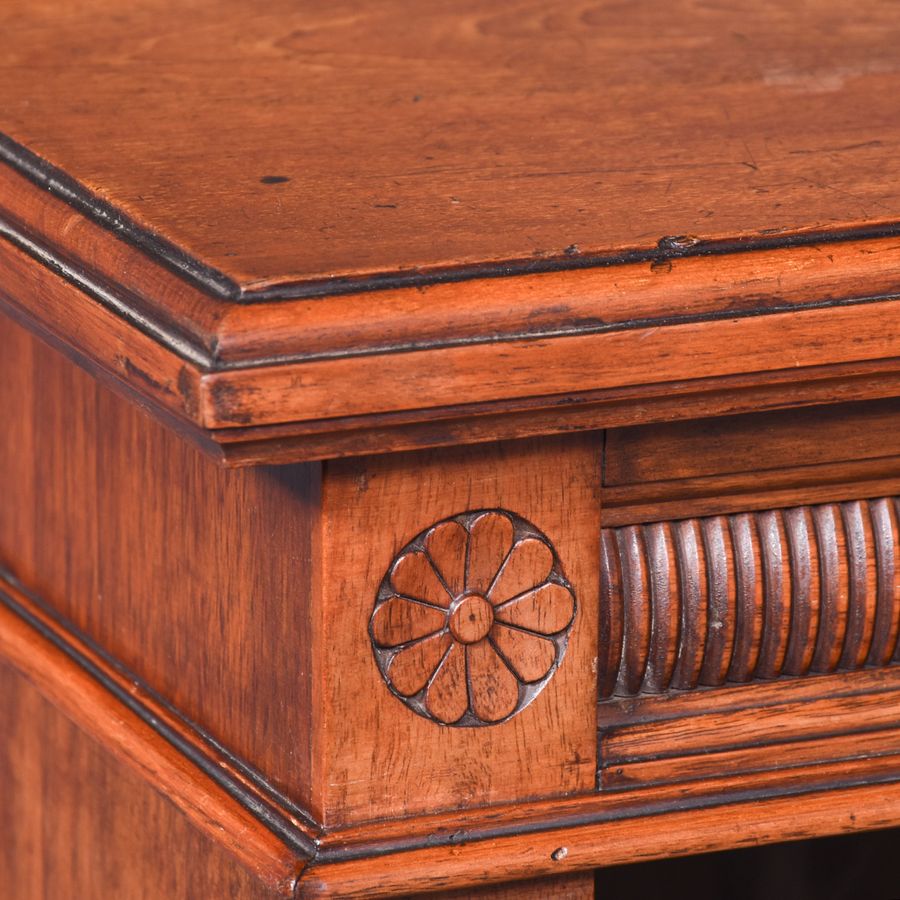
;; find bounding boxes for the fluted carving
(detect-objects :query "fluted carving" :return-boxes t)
[600,498,900,698]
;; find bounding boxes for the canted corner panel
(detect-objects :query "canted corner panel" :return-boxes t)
[317,436,601,827]
[599,497,900,698]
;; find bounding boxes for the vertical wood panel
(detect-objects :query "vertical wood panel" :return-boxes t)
[317,436,601,825]
[0,662,277,900]
[0,313,319,809]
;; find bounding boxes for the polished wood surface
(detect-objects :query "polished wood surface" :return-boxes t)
[0,662,282,900]
[601,498,900,695]
[315,436,601,824]
[1,0,899,296]
[422,872,596,899]
[3,3,900,898]
[3,5,900,460]
[0,314,321,809]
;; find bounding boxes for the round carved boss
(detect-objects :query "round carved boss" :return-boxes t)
[369,509,577,727]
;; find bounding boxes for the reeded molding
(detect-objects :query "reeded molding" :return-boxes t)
[600,498,900,697]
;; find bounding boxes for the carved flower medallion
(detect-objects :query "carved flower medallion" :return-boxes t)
[369,510,576,726]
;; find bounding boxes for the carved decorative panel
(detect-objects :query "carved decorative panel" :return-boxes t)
[370,510,576,726]
[600,498,900,698]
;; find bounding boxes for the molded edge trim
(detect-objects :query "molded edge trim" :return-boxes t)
[3,567,900,897]
[6,149,900,463]
[0,568,313,896]
[300,777,900,898]
[4,131,900,305]
[0,133,241,299]
[4,224,900,466]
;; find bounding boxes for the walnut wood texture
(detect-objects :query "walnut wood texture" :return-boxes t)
[603,398,900,525]
[0,311,321,812]
[302,759,900,898]
[6,543,900,897]
[600,668,900,792]
[2,0,900,295]
[0,575,308,894]
[7,189,900,466]
[417,872,596,899]
[4,3,900,460]
[605,399,900,488]
[600,498,900,698]
[0,661,283,900]
[313,436,602,825]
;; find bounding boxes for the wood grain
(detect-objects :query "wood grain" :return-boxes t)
[413,872,596,899]
[6,553,900,897]
[3,3,900,463]
[599,667,900,793]
[12,201,900,465]
[313,435,602,825]
[602,455,900,527]
[0,574,307,893]
[213,359,900,466]
[0,313,321,811]
[0,661,284,900]
[301,776,900,898]
[605,398,900,487]
[600,498,900,698]
[3,0,900,296]
[199,296,900,428]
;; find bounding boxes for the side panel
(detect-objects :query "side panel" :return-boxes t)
[0,661,279,900]
[0,312,319,809]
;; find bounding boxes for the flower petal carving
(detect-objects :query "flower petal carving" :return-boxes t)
[388,632,452,696]
[489,538,554,605]
[426,643,468,724]
[391,550,451,607]
[468,640,519,722]
[425,520,468,596]
[371,509,577,727]
[491,624,557,683]
[467,512,514,594]
[494,583,576,635]
[371,596,446,647]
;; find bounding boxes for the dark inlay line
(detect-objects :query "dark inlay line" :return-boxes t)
[7,131,900,308]
[0,132,240,299]
[0,574,317,859]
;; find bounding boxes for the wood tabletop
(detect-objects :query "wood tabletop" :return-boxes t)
[3,0,900,462]
[2,0,899,300]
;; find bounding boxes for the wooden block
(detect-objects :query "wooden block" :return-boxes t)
[313,436,602,824]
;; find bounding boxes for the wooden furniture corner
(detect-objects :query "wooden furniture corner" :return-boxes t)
[2,2,900,897]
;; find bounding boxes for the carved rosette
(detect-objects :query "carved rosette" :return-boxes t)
[370,510,576,726]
